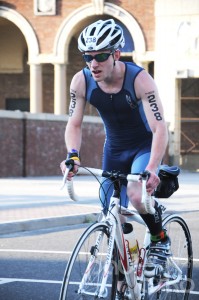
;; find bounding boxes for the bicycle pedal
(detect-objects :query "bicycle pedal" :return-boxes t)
[144,262,163,278]
[161,270,178,281]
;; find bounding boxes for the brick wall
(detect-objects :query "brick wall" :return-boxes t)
[0,113,24,177]
[0,1,155,113]
[107,0,155,50]
[0,111,105,177]
[0,111,170,177]
[20,0,154,54]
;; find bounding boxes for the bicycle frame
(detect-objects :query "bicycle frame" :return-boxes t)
[61,166,189,299]
[64,170,151,299]
[73,194,145,299]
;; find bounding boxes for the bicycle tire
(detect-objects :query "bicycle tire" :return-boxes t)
[59,222,119,300]
[145,214,193,300]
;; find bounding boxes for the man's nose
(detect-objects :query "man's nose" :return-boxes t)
[90,59,99,67]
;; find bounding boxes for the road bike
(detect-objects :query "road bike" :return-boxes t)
[59,165,193,300]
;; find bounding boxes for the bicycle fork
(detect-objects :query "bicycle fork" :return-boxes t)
[97,223,116,298]
[77,223,116,298]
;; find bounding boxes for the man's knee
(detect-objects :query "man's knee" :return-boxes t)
[127,184,142,208]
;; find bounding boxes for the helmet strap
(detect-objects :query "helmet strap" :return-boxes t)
[112,52,116,66]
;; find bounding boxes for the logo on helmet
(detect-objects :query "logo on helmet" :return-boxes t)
[86,37,96,44]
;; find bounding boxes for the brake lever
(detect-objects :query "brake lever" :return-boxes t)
[60,167,71,190]
[141,171,155,214]
[60,158,77,190]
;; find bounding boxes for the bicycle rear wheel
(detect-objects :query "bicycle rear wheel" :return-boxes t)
[59,222,118,300]
[145,214,193,300]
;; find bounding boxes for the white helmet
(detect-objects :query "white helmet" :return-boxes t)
[78,19,125,52]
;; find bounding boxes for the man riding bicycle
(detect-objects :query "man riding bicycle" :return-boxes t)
[60,19,171,299]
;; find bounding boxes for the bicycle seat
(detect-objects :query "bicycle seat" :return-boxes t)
[159,165,180,176]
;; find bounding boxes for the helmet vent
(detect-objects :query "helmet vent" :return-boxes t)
[90,27,96,36]
[97,28,111,46]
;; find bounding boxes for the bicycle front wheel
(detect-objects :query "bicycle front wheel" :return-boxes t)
[59,222,118,300]
[146,214,193,300]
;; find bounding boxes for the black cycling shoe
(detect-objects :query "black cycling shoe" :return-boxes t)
[115,291,126,300]
[115,292,123,300]
[144,236,172,278]
[115,284,129,300]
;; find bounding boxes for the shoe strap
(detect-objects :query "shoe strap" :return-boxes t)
[150,244,170,250]
[150,230,166,242]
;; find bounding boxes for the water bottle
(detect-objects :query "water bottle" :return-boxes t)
[122,222,139,263]
[122,223,140,295]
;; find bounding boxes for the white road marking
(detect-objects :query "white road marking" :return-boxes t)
[4,249,199,261]
[0,278,61,285]
[0,278,199,295]
[0,249,71,254]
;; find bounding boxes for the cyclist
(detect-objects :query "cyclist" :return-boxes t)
[60,19,171,299]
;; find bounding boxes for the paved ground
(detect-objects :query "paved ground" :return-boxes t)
[0,170,199,234]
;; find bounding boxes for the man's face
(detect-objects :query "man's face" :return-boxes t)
[83,50,115,82]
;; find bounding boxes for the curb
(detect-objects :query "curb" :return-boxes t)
[1,209,198,235]
[0,213,99,235]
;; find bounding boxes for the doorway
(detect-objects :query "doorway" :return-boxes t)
[180,78,199,170]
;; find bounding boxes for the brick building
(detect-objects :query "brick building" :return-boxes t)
[0,0,198,176]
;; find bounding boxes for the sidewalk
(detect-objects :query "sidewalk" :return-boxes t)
[0,171,199,234]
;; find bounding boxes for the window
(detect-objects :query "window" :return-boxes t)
[34,0,56,16]
[6,98,30,112]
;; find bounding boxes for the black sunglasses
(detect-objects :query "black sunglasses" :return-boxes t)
[83,52,113,63]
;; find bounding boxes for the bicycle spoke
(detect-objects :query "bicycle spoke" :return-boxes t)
[145,214,193,300]
[60,223,118,300]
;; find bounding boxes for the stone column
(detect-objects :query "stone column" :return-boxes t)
[54,63,67,115]
[30,64,42,113]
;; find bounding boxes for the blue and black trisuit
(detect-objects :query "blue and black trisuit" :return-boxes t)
[83,62,163,237]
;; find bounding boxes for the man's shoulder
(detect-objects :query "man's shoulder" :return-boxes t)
[71,70,85,83]
[73,69,85,78]
[124,61,144,72]
[123,61,144,85]
[71,70,86,91]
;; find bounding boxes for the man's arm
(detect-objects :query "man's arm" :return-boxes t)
[65,70,86,153]
[135,70,168,193]
[60,70,86,176]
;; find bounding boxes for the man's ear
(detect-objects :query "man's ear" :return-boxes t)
[114,50,121,61]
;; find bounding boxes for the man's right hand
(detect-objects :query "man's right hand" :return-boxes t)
[60,159,80,181]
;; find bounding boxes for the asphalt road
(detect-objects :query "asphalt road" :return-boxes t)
[0,211,199,300]
[0,224,87,300]
[0,170,199,299]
